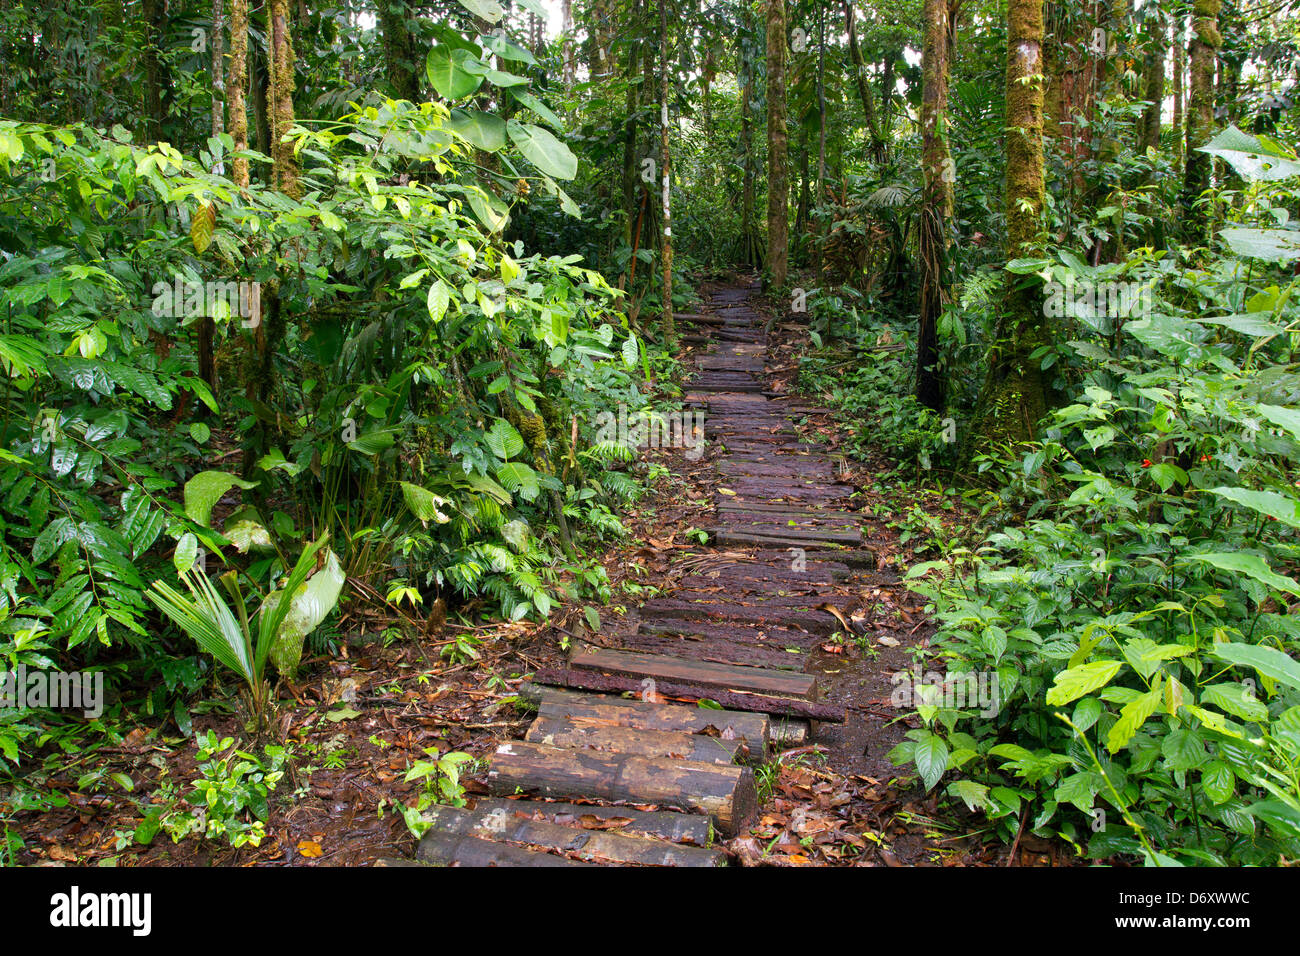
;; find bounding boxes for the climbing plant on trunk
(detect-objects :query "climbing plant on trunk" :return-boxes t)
[972,0,1049,449]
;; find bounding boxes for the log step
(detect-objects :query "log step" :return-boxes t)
[525,713,743,765]
[416,803,726,867]
[518,683,771,756]
[468,796,715,846]
[534,665,846,722]
[569,643,817,699]
[486,740,759,837]
[416,831,594,867]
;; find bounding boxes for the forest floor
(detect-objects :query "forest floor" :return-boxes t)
[14,272,1066,868]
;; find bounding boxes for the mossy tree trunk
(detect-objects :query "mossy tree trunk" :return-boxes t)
[658,0,675,346]
[971,0,1049,450]
[1181,0,1221,241]
[375,0,421,102]
[765,0,789,290]
[267,0,300,200]
[621,0,641,251]
[1172,16,1185,172]
[1139,10,1166,153]
[230,0,250,189]
[916,0,955,412]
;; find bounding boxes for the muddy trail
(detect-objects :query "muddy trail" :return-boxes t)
[399,275,978,867]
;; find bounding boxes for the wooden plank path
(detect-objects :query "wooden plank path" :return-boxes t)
[412,277,871,867]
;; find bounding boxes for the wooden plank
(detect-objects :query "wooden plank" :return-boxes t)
[518,684,770,755]
[713,529,865,551]
[417,804,726,867]
[486,740,759,837]
[638,598,837,635]
[469,796,715,846]
[770,719,811,747]
[616,629,808,673]
[534,666,846,722]
[569,643,817,699]
[526,713,742,765]
[415,831,593,867]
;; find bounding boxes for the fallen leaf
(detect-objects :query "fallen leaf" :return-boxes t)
[297,840,323,858]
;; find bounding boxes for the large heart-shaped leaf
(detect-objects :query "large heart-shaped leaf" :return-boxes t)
[506,120,577,180]
[447,109,506,151]
[426,46,485,101]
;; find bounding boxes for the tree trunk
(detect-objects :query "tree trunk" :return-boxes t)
[739,29,761,268]
[658,0,675,345]
[562,0,575,85]
[1139,12,1165,152]
[376,0,421,101]
[199,0,226,395]
[141,0,168,142]
[972,0,1048,449]
[916,0,955,412]
[765,0,789,289]
[845,0,884,164]
[267,0,300,199]
[230,0,250,189]
[621,0,641,250]
[1182,0,1220,240]
[1172,16,1185,171]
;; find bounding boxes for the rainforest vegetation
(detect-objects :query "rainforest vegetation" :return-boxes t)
[2,0,1300,869]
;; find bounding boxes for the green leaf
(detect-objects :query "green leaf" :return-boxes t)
[1106,684,1162,753]
[184,471,258,527]
[506,120,578,180]
[947,779,991,812]
[426,46,485,100]
[447,109,507,151]
[1199,125,1300,181]
[508,89,565,130]
[485,418,525,460]
[1186,552,1300,598]
[913,732,948,791]
[1200,761,1235,804]
[1256,403,1300,442]
[1046,660,1124,707]
[1209,486,1300,528]
[1220,228,1300,263]
[427,279,451,322]
[174,532,200,574]
[265,550,345,680]
[495,461,539,501]
[621,335,640,369]
[1202,682,1270,721]
[400,482,453,527]
[456,0,503,21]
[1210,642,1300,693]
